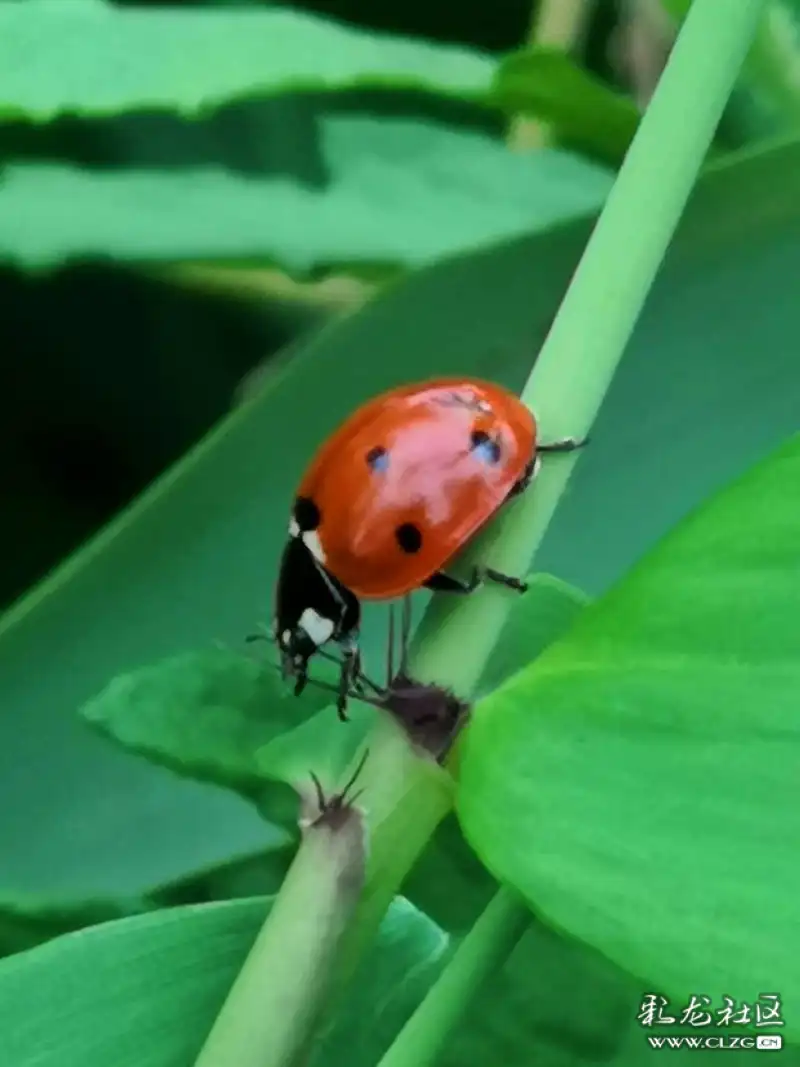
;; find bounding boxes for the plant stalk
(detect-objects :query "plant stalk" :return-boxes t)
[192,789,366,1067]
[193,3,766,1063]
[409,0,769,701]
[383,1,767,1064]
[506,0,592,150]
[375,887,531,1067]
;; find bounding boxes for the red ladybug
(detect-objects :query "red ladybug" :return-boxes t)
[273,377,585,717]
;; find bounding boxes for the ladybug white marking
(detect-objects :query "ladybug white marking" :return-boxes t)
[288,518,326,563]
[303,529,326,564]
[299,608,335,647]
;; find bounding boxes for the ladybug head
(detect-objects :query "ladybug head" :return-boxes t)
[273,533,361,696]
[275,609,335,695]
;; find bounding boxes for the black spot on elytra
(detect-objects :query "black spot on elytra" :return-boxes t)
[366,445,389,472]
[294,495,321,531]
[470,429,501,465]
[395,522,423,554]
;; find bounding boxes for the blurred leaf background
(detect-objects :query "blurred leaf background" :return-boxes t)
[1,0,800,1063]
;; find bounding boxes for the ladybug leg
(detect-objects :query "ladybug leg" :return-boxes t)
[424,570,480,594]
[336,637,362,722]
[480,566,528,593]
[399,594,414,676]
[538,434,588,454]
[506,436,588,501]
[424,568,528,595]
[506,457,538,500]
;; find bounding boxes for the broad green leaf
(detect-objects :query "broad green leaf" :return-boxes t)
[0,122,613,269]
[79,646,340,805]
[0,2,644,167]
[148,846,294,909]
[493,49,642,163]
[1,134,798,896]
[0,893,146,959]
[0,2,494,119]
[0,895,448,1067]
[256,692,379,797]
[317,896,448,1066]
[476,571,590,698]
[458,432,800,1038]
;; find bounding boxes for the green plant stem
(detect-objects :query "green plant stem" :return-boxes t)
[375,887,531,1067]
[381,1,767,1065]
[192,796,366,1067]
[663,0,800,131]
[332,719,455,988]
[193,4,765,1063]
[506,0,591,149]
[409,0,768,701]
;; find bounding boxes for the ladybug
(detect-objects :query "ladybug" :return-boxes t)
[273,377,586,718]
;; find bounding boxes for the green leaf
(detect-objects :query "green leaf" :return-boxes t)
[318,896,448,1067]
[79,646,340,805]
[458,432,800,1037]
[0,895,448,1067]
[1,133,798,895]
[0,2,645,171]
[0,121,613,269]
[0,2,495,120]
[256,693,380,798]
[401,814,498,935]
[493,48,642,163]
[148,847,294,909]
[476,572,590,698]
[442,921,639,1066]
[0,894,146,960]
